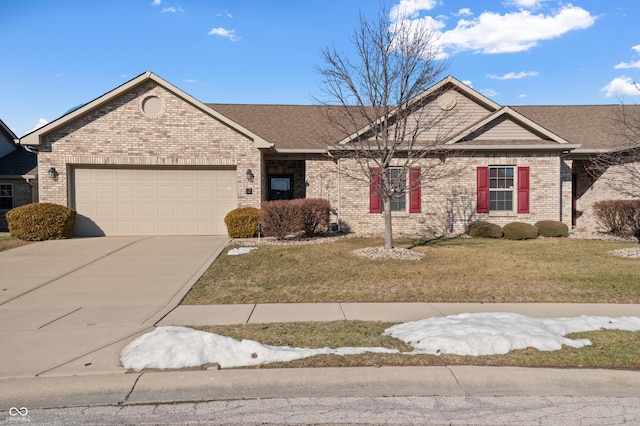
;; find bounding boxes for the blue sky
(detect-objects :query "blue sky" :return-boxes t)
[1,0,640,137]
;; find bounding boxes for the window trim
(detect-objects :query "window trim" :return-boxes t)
[369,167,421,214]
[0,183,13,210]
[476,166,530,215]
[489,166,515,212]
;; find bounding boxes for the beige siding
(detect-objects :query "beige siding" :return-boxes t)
[466,116,545,141]
[367,90,496,145]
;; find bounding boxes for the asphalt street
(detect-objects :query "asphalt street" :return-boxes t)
[10,395,640,425]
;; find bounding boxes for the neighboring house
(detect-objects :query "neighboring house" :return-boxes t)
[18,71,640,237]
[0,119,37,231]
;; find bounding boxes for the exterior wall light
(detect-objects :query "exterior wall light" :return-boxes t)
[246,169,255,182]
[48,167,59,181]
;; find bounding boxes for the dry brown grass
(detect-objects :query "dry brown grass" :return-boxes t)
[183,237,640,304]
[198,321,640,370]
[0,233,31,253]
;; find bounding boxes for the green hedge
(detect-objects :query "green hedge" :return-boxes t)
[466,221,503,238]
[535,220,569,237]
[503,222,539,240]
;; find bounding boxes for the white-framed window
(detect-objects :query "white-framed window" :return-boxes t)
[0,184,13,209]
[489,166,514,212]
[387,167,406,212]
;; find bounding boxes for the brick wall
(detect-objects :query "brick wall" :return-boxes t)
[573,159,640,231]
[37,81,262,209]
[307,153,568,237]
[0,180,35,230]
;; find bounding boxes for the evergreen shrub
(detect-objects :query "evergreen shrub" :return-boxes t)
[7,203,76,241]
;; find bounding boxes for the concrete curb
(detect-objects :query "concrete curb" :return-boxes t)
[2,367,639,410]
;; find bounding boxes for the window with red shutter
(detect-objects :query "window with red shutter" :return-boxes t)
[409,167,421,213]
[369,167,382,213]
[476,167,489,213]
[517,166,530,213]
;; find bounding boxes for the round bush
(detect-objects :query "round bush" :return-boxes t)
[467,221,503,238]
[6,203,76,241]
[535,220,569,237]
[503,222,539,240]
[224,207,260,238]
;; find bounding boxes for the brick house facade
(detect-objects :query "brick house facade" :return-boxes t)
[18,71,640,237]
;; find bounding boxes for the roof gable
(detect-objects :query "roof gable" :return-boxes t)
[447,107,576,149]
[20,71,272,149]
[0,119,18,158]
[337,76,502,145]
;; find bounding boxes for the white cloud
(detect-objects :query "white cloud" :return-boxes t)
[480,88,499,97]
[614,44,640,69]
[462,79,473,87]
[487,71,539,80]
[601,76,640,98]
[454,8,473,17]
[390,0,438,20]
[162,6,184,13]
[439,5,595,55]
[208,27,241,42]
[150,0,161,6]
[505,0,546,9]
[184,79,197,83]
[32,118,48,131]
[518,93,527,98]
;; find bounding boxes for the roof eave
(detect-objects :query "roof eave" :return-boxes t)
[19,71,274,150]
[273,148,327,154]
[448,144,581,152]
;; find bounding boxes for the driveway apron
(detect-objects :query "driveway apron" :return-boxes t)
[0,236,228,378]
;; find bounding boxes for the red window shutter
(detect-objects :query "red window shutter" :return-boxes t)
[369,167,382,213]
[476,166,489,214]
[409,167,421,213]
[517,166,530,214]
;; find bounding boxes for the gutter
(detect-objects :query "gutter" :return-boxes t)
[272,148,328,154]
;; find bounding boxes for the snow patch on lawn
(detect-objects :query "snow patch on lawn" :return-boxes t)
[120,313,640,372]
[228,247,257,256]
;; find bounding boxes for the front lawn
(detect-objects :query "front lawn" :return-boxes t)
[183,237,640,304]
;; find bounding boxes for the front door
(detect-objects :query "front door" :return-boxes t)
[269,176,292,200]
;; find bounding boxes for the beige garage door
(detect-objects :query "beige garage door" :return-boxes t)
[72,167,237,236]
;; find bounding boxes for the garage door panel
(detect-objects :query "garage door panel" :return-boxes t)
[73,168,237,236]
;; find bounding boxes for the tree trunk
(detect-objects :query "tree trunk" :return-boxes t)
[383,198,394,249]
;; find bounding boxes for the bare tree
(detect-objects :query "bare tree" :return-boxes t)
[316,3,462,249]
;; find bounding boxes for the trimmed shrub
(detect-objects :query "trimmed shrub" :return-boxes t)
[224,207,260,238]
[466,221,503,238]
[291,198,331,237]
[260,200,303,239]
[503,222,539,240]
[7,203,76,241]
[535,220,569,237]
[592,200,640,239]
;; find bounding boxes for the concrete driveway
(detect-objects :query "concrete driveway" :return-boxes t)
[0,236,228,378]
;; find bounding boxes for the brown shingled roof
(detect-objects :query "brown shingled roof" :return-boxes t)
[208,103,640,152]
[207,104,343,150]
[513,105,640,151]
